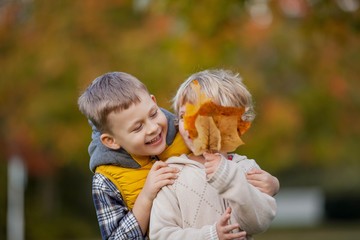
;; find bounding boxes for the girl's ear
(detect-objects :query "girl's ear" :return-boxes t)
[100,133,121,150]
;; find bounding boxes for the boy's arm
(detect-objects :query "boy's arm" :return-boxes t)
[132,161,179,235]
[93,162,179,239]
[246,169,280,196]
[92,174,144,239]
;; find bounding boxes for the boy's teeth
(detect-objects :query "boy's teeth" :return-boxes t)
[149,135,160,143]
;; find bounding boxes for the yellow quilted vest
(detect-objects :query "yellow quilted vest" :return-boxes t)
[95,132,190,210]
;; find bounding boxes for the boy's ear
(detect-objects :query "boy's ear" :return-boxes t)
[100,133,121,150]
[150,94,157,103]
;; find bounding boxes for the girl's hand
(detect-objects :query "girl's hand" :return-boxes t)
[142,161,179,201]
[216,207,247,240]
[246,168,280,196]
[203,152,222,178]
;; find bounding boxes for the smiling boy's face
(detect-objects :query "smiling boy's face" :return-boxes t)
[101,91,168,157]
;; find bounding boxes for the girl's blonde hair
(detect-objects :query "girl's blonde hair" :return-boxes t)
[172,69,255,122]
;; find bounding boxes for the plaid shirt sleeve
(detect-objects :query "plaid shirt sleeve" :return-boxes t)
[92,173,147,240]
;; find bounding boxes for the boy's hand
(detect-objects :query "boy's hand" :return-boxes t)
[246,169,280,196]
[216,207,247,240]
[142,161,179,202]
[133,161,179,235]
[203,152,222,178]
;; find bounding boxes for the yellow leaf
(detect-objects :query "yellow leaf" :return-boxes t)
[184,80,212,139]
[213,115,244,152]
[192,115,221,155]
[183,81,252,155]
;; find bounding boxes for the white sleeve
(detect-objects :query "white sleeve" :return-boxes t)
[208,157,277,235]
[149,186,219,240]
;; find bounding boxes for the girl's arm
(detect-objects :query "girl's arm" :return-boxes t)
[208,157,277,235]
[203,152,280,196]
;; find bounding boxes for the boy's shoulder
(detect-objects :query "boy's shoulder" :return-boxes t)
[92,172,119,194]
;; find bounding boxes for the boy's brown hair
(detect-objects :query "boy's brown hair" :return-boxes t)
[78,72,148,133]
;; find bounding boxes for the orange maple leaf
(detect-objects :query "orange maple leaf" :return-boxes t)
[183,80,251,155]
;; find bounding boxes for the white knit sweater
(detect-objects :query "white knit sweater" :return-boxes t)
[149,154,276,240]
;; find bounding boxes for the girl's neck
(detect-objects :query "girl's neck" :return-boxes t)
[187,152,228,165]
[187,153,206,164]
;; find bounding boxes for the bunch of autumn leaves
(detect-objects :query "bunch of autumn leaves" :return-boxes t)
[184,81,251,156]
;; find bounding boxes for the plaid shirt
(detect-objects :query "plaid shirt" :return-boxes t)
[92,173,147,240]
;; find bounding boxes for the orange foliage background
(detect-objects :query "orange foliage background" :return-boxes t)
[0,1,359,239]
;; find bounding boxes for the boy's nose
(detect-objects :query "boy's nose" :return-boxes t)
[146,120,158,134]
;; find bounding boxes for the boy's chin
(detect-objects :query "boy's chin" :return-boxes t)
[152,144,167,156]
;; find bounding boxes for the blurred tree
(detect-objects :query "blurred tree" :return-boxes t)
[0,0,359,238]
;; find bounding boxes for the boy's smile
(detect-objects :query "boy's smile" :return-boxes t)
[146,133,162,145]
[102,91,168,157]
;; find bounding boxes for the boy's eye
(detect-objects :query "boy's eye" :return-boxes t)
[150,109,158,118]
[133,124,143,132]
[178,113,184,120]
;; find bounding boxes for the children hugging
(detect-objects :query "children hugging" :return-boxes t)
[78,70,279,240]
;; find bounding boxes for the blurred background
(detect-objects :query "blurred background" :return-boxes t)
[1,0,359,239]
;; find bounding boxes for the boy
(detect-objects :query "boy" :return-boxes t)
[78,71,279,239]
[149,69,277,240]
